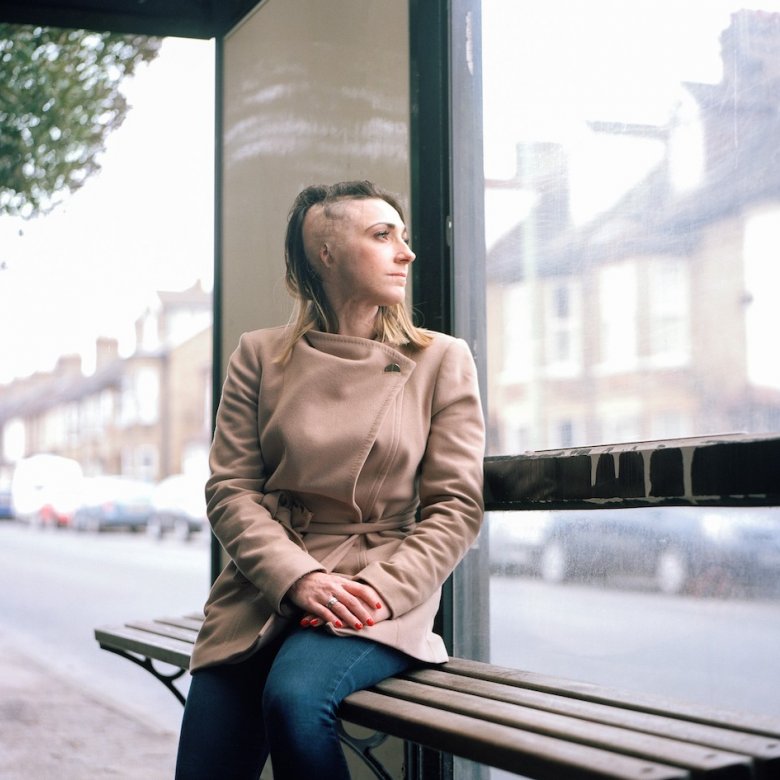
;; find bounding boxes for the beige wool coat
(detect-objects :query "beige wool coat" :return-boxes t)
[190,325,485,671]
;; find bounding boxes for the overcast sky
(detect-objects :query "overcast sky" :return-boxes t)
[0,36,215,383]
[481,0,780,242]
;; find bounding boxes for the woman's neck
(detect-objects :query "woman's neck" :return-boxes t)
[333,305,379,340]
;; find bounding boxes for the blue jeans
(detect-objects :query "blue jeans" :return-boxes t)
[175,627,415,780]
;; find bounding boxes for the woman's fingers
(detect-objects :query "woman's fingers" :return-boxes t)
[299,594,366,630]
[332,587,372,624]
[290,573,386,630]
[341,580,383,611]
[338,581,387,626]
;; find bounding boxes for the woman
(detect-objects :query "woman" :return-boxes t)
[175,180,485,779]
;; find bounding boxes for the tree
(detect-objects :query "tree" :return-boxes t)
[0,25,161,218]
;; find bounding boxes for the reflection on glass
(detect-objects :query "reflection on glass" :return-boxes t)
[489,507,780,598]
[480,3,780,750]
[483,1,780,452]
[488,507,780,725]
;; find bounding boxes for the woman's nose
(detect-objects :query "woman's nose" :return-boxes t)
[398,243,415,263]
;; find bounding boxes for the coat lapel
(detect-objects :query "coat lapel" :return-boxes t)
[261,332,415,514]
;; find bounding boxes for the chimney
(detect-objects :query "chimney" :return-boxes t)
[56,354,82,377]
[95,337,119,370]
[720,11,780,104]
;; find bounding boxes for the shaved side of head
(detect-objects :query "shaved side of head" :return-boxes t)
[301,199,355,269]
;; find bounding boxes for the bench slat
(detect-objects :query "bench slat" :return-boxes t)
[340,689,689,780]
[444,658,780,738]
[407,668,780,765]
[125,619,199,644]
[374,677,752,776]
[151,615,204,632]
[95,625,193,668]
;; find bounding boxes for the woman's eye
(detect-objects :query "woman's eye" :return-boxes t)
[376,230,390,240]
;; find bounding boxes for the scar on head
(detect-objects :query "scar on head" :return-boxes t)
[302,200,352,266]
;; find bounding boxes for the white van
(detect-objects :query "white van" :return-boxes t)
[11,454,84,527]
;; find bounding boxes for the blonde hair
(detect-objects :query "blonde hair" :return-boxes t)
[277,180,433,363]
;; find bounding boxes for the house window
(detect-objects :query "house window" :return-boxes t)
[597,403,641,444]
[122,444,157,482]
[549,417,578,448]
[744,206,780,390]
[648,410,692,439]
[646,256,690,367]
[499,282,532,385]
[544,278,582,376]
[121,366,160,426]
[597,261,638,372]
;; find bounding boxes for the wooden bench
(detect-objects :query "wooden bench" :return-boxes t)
[95,614,780,780]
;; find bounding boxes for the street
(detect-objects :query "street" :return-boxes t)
[0,521,211,734]
[490,574,780,719]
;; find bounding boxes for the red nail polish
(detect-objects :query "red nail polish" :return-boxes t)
[310,618,320,627]
[300,618,310,627]
[375,602,382,610]
[365,618,374,627]
[354,622,363,630]
[334,620,343,628]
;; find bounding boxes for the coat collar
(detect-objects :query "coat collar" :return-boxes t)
[303,330,416,375]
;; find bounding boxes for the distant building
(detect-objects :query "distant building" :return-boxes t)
[487,10,780,453]
[0,281,212,482]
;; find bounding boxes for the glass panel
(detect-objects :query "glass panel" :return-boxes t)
[488,503,780,780]
[478,6,780,774]
[482,0,780,453]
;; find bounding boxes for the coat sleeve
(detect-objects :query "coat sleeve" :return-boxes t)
[356,338,486,617]
[206,333,324,611]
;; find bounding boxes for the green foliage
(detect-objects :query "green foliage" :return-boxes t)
[0,25,161,217]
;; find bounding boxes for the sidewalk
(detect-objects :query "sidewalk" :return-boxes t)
[0,631,178,779]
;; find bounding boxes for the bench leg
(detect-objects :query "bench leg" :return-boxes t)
[337,722,394,780]
[99,645,189,706]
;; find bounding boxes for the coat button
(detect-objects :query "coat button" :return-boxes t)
[384,363,401,373]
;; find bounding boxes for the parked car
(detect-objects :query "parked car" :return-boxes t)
[489,511,552,575]
[10,454,84,527]
[148,473,207,541]
[0,490,13,519]
[489,506,780,595]
[72,476,154,532]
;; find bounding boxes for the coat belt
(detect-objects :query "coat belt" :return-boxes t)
[261,490,415,539]
[305,516,415,535]
[262,490,416,574]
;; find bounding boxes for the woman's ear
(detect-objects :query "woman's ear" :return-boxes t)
[319,242,333,268]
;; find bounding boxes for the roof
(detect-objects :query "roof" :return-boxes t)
[0,0,260,38]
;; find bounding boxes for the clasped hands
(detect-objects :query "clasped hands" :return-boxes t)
[286,571,390,631]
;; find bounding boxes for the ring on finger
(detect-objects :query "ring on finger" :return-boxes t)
[325,596,339,609]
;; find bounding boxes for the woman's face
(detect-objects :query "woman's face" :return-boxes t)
[314,197,415,311]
